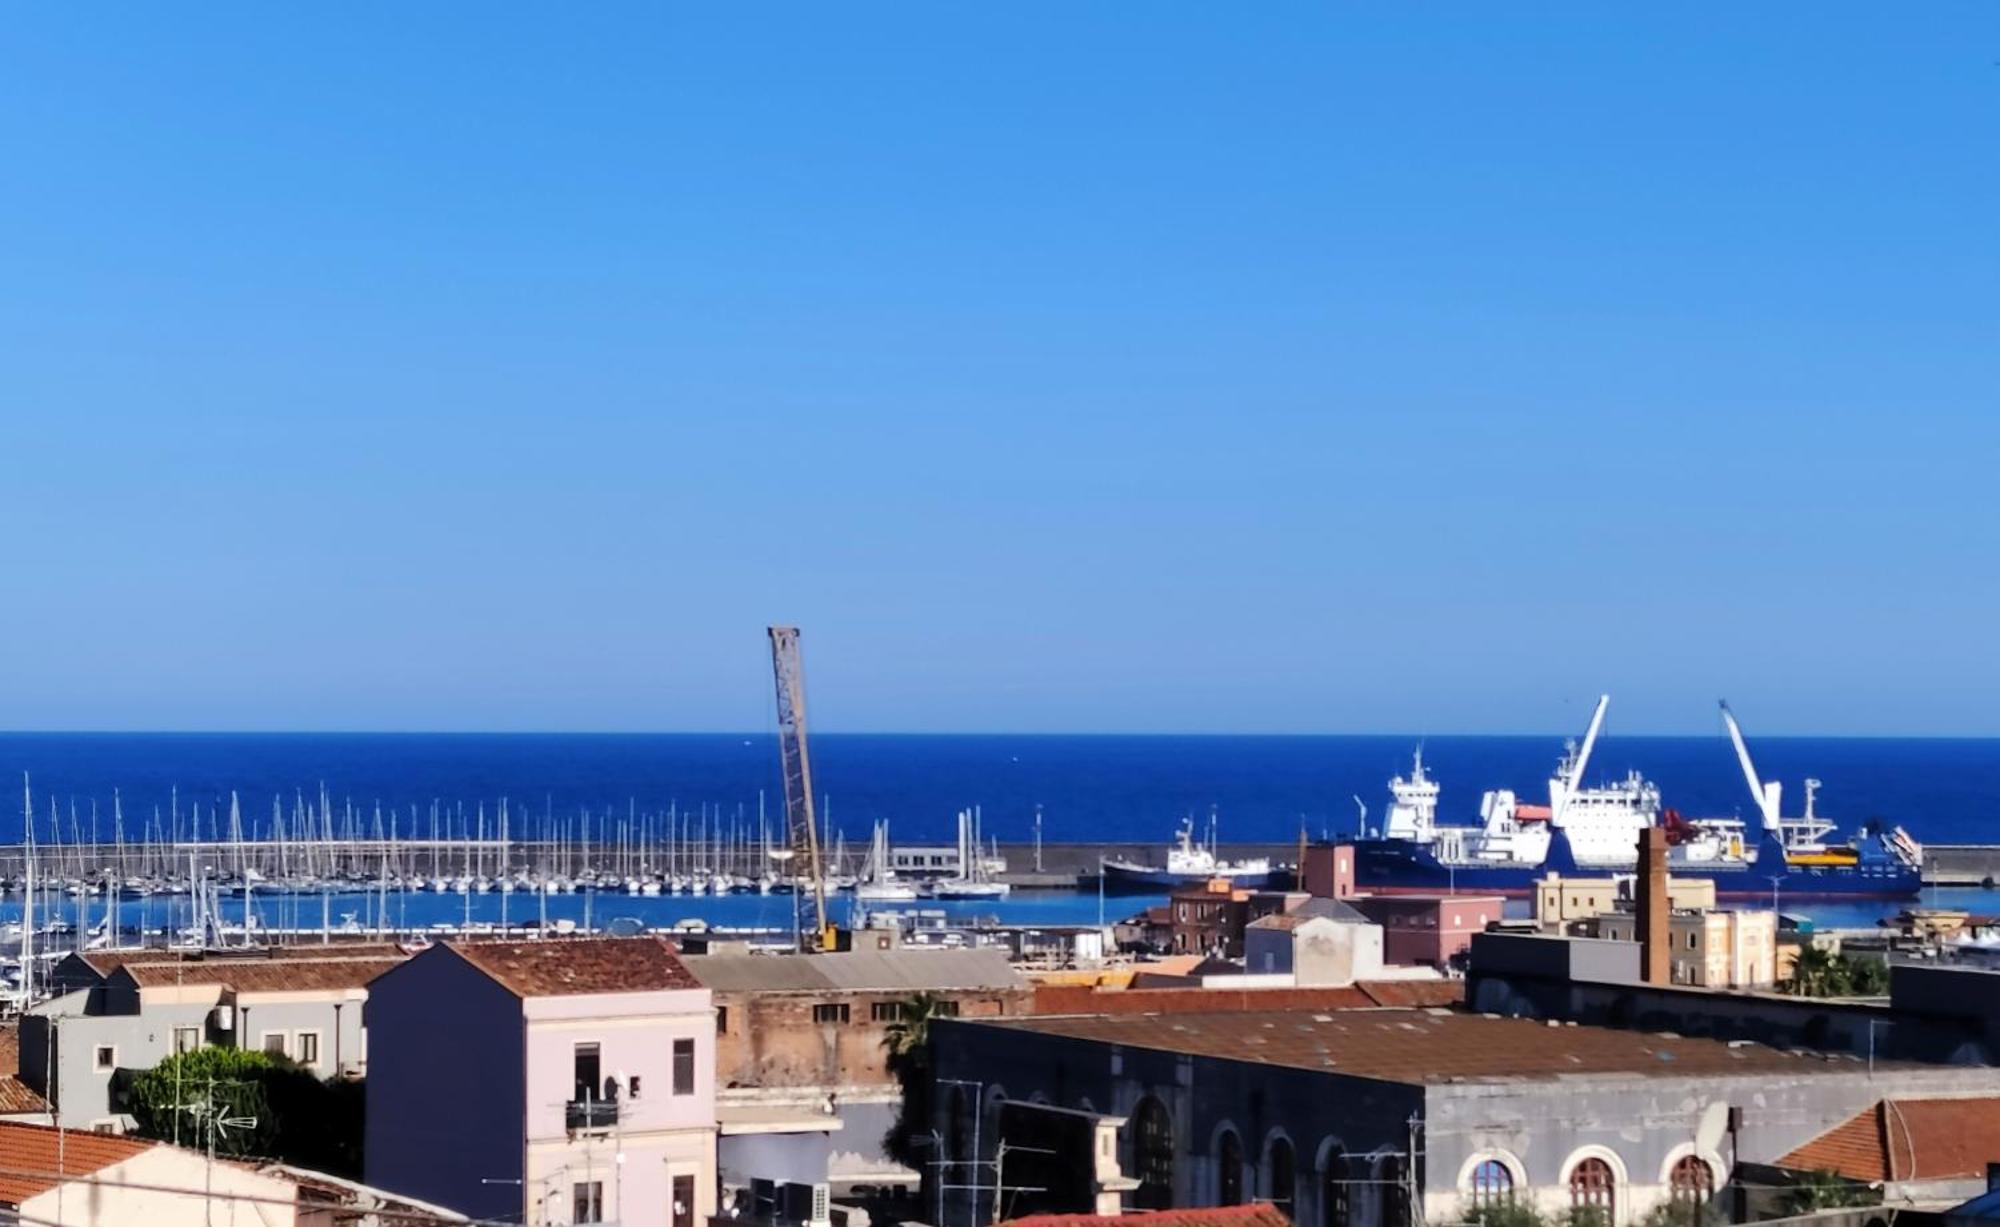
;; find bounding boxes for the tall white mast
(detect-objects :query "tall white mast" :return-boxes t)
[21,774,35,1008]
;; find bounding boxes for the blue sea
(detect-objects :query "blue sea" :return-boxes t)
[3,732,1999,932]
[3,732,1998,846]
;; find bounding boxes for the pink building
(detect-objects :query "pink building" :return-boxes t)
[1352,893,1505,968]
[366,936,718,1226]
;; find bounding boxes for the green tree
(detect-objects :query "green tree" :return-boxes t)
[126,1047,363,1177]
[882,992,948,1172]
[1846,955,1889,996]
[1786,946,1851,998]
[1786,1169,1866,1213]
[1465,1200,1547,1227]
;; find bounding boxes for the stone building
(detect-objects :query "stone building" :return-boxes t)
[929,1007,2000,1227]
[1590,906,1778,988]
[684,947,1030,1216]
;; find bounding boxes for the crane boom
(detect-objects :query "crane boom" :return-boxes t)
[1719,701,1782,831]
[768,626,829,947]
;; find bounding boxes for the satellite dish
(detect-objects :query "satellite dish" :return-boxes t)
[1695,1101,1730,1155]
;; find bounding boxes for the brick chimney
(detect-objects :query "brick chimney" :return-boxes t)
[1636,827,1671,986]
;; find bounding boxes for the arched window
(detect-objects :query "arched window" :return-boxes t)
[1321,1148,1349,1227]
[1382,1157,1411,1227]
[1569,1157,1616,1213]
[1267,1137,1296,1218]
[948,1086,970,1165]
[1670,1156,1714,1206]
[1217,1130,1243,1206]
[1131,1097,1174,1210]
[1469,1159,1514,1207]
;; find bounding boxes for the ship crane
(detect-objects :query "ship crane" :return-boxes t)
[1550,694,1610,826]
[768,626,830,950]
[1719,700,1783,833]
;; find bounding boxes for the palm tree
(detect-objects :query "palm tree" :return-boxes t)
[882,992,947,1170]
[884,991,945,1062]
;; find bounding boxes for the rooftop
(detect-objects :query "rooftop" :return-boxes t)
[0,1078,48,1117]
[1005,1203,1292,1227]
[1778,1097,2000,1184]
[0,1122,154,1205]
[448,936,701,997]
[964,1008,1900,1084]
[121,955,408,993]
[685,947,1023,994]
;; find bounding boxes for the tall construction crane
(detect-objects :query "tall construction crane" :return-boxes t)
[768,626,830,949]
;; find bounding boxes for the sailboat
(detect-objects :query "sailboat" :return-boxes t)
[929,808,1010,899]
[855,820,918,901]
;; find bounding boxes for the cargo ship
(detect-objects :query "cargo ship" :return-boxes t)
[1350,697,1921,900]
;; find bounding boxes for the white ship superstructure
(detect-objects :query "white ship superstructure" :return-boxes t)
[1390,695,1663,869]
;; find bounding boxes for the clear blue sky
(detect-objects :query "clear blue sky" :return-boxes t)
[3,6,1995,735]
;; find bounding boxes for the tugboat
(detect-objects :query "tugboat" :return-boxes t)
[1100,814,1275,895]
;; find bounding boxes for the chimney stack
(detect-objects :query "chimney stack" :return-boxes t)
[1636,827,1671,985]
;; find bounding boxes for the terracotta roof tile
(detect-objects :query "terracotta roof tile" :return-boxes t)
[449,936,699,998]
[1006,1202,1291,1227]
[0,1026,16,1079]
[0,1122,155,1205]
[121,956,409,992]
[969,1008,1883,1083]
[0,1078,48,1117]
[1778,1098,2000,1183]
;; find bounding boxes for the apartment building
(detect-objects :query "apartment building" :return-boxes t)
[365,936,718,1227]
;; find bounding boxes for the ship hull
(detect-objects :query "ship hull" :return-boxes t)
[1351,834,1920,901]
[1099,860,1278,895]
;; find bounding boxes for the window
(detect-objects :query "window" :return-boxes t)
[812,1003,850,1025]
[172,1027,201,1055]
[1268,1136,1296,1218]
[1322,1149,1350,1227]
[261,1033,288,1058]
[936,1000,961,1017]
[673,1038,695,1095]
[573,1042,602,1103]
[572,1180,605,1225]
[673,1173,696,1227]
[90,1120,118,1135]
[1131,1097,1173,1210]
[1218,1129,1243,1205]
[1470,1159,1515,1207]
[296,1032,321,1066]
[1688,932,1699,951]
[1670,1156,1714,1206]
[93,1046,116,1072]
[1569,1157,1616,1211]
[629,1075,643,1099]
[716,1006,728,1033]
[871,1001,904,1023]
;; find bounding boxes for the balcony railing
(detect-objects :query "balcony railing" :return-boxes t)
[567,1099,619,1132]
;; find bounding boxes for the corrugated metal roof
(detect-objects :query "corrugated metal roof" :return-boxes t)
[965,1008,1882,1084]
[686,948,1024,994]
